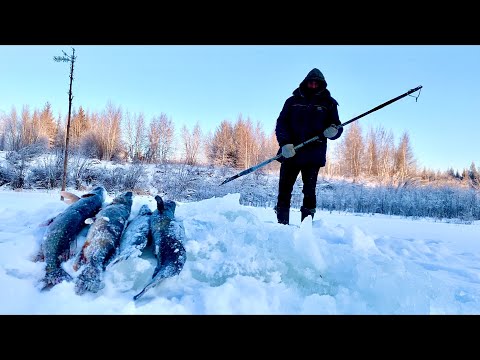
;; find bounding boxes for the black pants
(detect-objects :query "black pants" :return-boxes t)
[276,161,321,210]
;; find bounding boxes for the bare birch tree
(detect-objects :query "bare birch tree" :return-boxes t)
[20,105,33,147]
[251,120,266,166]
[233,114,255,169]
[364,125,380,178]
[181,121,202,165]
[0,111,5,150]
[393,131,416,183]
[146,117,160,163]
[39,102,57,148]
[124,110,146,162]
[157,113,175,164]
[70,106,89,148]
[376,126,395,182]
[207,119,236,167]
[97,102,122,161]
[4,107,21,151]
[146,113,175,164]
[337,122,364,179]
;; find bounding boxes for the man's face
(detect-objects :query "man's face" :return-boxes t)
[307,80,320,89]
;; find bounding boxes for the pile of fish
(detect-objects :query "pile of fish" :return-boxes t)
[33,186,186,301]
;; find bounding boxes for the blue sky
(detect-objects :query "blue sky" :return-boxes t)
[1,45,479,172]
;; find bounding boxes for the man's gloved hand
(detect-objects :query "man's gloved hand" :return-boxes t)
[323,125,339,139]
[281,144,296,158]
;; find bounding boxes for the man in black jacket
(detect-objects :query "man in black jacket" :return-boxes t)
[274,68,343,225]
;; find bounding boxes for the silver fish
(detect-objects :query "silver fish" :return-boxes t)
[108,204,153,267]
[39,186,106,290]
[73,191,133,295]
[133,195,186,301]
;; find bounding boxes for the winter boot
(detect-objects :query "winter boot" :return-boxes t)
[274,206,290,225]
[300,206,316,222]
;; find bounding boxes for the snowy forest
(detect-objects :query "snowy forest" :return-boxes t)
[1,102,479,222]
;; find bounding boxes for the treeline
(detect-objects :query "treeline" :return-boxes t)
[0,102,280,171]
[325,122,480,189]
[1,151,479,222]
[1,102,479,189]
[148,165,480,223]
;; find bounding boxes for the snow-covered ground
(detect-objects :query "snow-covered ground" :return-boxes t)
[1,188,479,314]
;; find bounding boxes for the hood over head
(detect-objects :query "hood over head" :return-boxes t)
[300,68,327,89]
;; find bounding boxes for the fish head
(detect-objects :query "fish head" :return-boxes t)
[111,191,133,208]
[83,186,106,202]
[138,204,153,216]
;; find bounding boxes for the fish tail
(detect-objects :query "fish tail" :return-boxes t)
[40,268,73,291]
[133,287,147,301]
[74,265,103,295]
[133,275,166,301]
[155,195,165,212]
[30,248,45,262]
[107,253,129,268]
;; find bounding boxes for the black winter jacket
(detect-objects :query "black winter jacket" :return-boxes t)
[275,68,343,167]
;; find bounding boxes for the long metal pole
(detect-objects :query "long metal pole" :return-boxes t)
[220,85,422,186]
